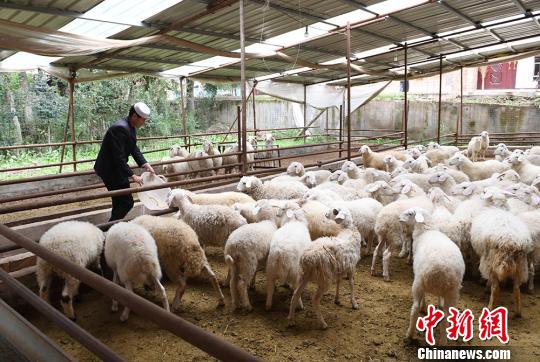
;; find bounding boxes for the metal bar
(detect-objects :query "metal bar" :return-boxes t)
[458,65,463,145]
[437,55,442,144]
[303,85,307,145]
[339,105,343,158]
[437,0,478,26]
[240,0,247,176]
[237,105,242,169]
[0,225,256,362]
[252,81,257,132]
[404,43,408,149]
[0,269,124,361]
[58,87,72,173]
[69,78,77,172]
[346,22,352,161]
[180,77,188,146]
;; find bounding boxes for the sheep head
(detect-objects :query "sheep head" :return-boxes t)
[399,207,429,225]
[287,162,305,176]
[451,181,477,197]
[236,176,258,192]
[325,206,352,225]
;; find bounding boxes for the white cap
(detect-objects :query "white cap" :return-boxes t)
[134,102,150,119]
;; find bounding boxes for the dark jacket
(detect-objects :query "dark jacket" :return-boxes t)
[94,118,147,185]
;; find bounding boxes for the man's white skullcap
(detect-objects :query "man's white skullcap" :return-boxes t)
[134,102,150,118]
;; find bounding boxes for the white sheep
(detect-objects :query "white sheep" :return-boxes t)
[300,170,332,188]
[202,140,222,173]
[448,153,509,181]
[167,189,247,248]
[132,215,225,310]
[427,171,457,194]
[403,155,431,173]
[298,199,342,240]
[391,172,434,193]
[494,143,511,162]
[225,218,277,311]
[105,222,169,321]
[187,150,214,177]
[266,202,312,311]
[470,207,533,317]
[479,131,490,160]
[301,188,345,208]
[329,171,368,190]
[37,221,104,320]
[178,188,255,206]
[161,156,190,182]
[391,179,427,198]
[169,144,189,158]
[233,199,278,224]
[506,152,540,185]
[359,145,407,170]
[383,155,404,173]
[288,206,362,329]
[237,175,308,200]
[425,145,459,164]
[467,136,483,162]
[399,208,465,343]
[390,166,409,178]
[428,164,470,184]
[264,132,276,159]
[287,161,305,177]
[313,181,366,200]
[515,208,540,293]
[364,181,398,205]
[222,143,255,173]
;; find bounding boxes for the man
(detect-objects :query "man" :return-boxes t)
[94,102,155,221]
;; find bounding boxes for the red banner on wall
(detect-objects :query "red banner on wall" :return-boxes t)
[477,61,517,89]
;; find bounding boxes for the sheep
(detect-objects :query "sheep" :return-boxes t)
[383,155,404,173]
[403,155,431,173]
[300,170,332,188]
[298,199,341,242]
[341,161,363,179]
[504,183,539,214]
[506,152,540,185]
[448,153,509,181]
[237,175,308,200]
[264,132,276,159]
[399,207,465,343]
[428,164,470,184]
[287,161,305,177]
[390,166,409,178]
[288,206,362,329]
[359,145,407,170]
[532,174,540,189]
[222,143,255,173]
[233,199,277,224]
[187,150,214,177]
[427,171,457,194]
[202,140,222,173]
[178,189,255,206]
[529,146,540,156]
[313,181,366,200]
[301,188,345,208]
[37,221,104,320]
[391,172,434,193]
[329,171,368,190]
[467,136,484,162]
[494,143,511,162]
[161,156,190,182]
[225,218,278,311]
[266,202,312,311]
[425,145,459,165]
[167,189,247,247]
[364,167,392,183]
[392,179,427,198]
[406,147,422,160]
[371,195,433,281]
[364,181,398,205]
[132,215,225,310]
[515,208,540,293]
[470,207,533,317]
[247,135,258,148]
[479,131,490,160]
[169,144,189,158]
[105,222,169,321]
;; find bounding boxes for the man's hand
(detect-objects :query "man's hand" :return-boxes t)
[142,163,155,175]
[130,174,144,186]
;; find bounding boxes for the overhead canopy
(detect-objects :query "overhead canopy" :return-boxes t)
[0,0,539,86]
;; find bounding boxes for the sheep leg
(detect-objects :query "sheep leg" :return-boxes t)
[37,269,53,303]
[249,272,256,290]
[406,236,413,265]
[287,278,308,327]
[382,247,392,282]
[152,275,170,312]
[237,277,252,312]
[371,236,385,276]
[203,264,225,307]
[334,275,341,306]
[220,269,231,288]
[348,270,359,310]
[61,276,80,321]
[265,270,276,311]
[120,281,133,322]
[527,255,535,294]
[228,262,239,311]
[513,277,522,318]
[314,283,329,329]
[398,232,409,259]
[111,271,120,312]
[406,281,423,341]
[488,278,500,311]
[172,274,187,311]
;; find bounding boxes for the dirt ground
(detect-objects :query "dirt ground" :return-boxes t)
[17,246,540,362]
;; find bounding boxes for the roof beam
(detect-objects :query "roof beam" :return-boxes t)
[436,0,480,27]
[511,0,540,29]
[335,0,379,16]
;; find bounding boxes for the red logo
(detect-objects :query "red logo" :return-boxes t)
[478,307,509,344]
[416,305,445,346]
[446,307,474,342]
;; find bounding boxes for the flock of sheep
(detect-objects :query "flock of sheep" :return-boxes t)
[162,133,275,179]
[35,130,540,345]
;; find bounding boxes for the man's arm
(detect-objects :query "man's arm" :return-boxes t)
[108,127,134,178]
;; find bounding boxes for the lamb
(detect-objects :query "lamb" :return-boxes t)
[494,143,511,162]
[178,189,255,206]
[364,167,392,183]
[300,170,332,188]
[427,171,457,194]
[506,152,540,185]
[383,155,404,173]
[514,208,540,293]
[247,135,258,148]
[532,174,540,189]
[105,222,169,322]
[479,131,490,160]
[237,175,308,200]
[403,155,431,173]
[313,181,366,200]
[359,145,407,170]
[390,166,409,178]
[266,202,312,311]
[391,172,434,193]
[448,153,509,181]
[428,164,469,183]
[399,208,465,343]
[371,195,433,280]
[341,161,363,179]
[288,206,362,329]
[202,140,222,173]
[467,136,484,162]
[225,215,277,311]
[287,161,305,177]
[161,156,190,182]
[392,179,427,198]
[470,207,533,316]
[187,150,214,177]
[264,132,276,159]
[222,143,255,173]
[233,199,277,224]
[329,171,368,190]
[36,221,105,320]
[301,188,345,208]
[425,145,459,164]
[342,161,391,183]
[132,215,225,310]
[364,181,398,205]
[167,189,247,247]
[169,144,189,158]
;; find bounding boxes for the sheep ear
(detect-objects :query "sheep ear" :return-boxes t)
[402,183,412,194]
[366,183,379,192]
[518,155,525,162]
[286,209,294,218]
[414,212,425,223]
[439,173,448,182]
[335,213,345,224]
[463,185,474,196]
[253,205,261,214]
[482,191,493,199]
[532,193,540,206]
